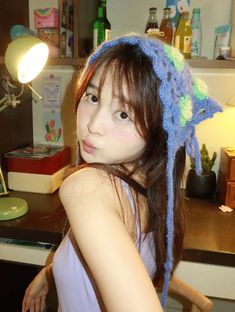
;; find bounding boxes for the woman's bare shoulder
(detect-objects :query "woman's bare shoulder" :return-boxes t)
[59,166,119,205]
[60,166,108,194]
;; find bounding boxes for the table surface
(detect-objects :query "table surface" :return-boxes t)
[0,190,234,266]
[0,191,67,245]
[182,194,235,266]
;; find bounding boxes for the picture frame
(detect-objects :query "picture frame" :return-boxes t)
[0,166,8,195]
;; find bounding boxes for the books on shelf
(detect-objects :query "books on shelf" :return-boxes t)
[5,145,71,175]
[60,0,74,57]
[5,145,71,194]
[33,1,74,58]
[8,165,69,194]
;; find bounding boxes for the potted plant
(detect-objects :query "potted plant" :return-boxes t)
[186,143,217,199]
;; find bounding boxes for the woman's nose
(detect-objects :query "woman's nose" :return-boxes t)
[87,109,105,135]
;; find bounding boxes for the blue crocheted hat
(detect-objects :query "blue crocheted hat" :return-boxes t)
[87,35,222,307]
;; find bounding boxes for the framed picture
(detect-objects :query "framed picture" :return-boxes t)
[0,166,8,195]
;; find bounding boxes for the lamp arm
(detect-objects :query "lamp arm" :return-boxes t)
[0,95,8,112]
[0,95,8,105]
[0,93,21,112]
[0,78,24,112]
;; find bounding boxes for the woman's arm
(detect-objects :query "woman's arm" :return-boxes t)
[59,168,163,312]
[22,264,53,312]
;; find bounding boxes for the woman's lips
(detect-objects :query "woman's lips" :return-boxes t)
[82,140,97,154]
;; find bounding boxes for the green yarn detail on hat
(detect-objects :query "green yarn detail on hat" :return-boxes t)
[193,78,208,100]
[180,94,193,126]
[163,44,184,72]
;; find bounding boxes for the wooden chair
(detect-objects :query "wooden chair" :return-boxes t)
[168,276,213,312]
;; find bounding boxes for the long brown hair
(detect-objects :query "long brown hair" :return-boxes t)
[73,43,185,288]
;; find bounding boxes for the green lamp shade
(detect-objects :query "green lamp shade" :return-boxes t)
[0,197,28,221]
[5,36,49,84]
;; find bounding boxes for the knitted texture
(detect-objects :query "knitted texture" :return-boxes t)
[87,35,222,308]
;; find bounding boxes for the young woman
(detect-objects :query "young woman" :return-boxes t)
[22,35,221,312]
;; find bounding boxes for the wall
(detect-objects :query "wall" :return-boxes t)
[107,0,232,59]
[191,68,235,177]
[31,65,77,164]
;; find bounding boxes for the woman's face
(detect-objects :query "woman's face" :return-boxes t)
[76,69,146,164]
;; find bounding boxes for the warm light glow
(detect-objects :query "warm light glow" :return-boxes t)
[5,36,49,84]
[18,42,48,83]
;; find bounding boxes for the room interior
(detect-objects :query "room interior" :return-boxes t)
[0,1,235,311]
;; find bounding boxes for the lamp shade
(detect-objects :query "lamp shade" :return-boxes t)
[5,36,49,83]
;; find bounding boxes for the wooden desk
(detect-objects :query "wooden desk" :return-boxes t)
[176,194,235,300]
[0,190,235,265]
[0,191,67,245]
[182,195,235,267]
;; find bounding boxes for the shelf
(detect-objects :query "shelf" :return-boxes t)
[46,57,85,67]
[0,56,85,67]
[1,56,235,69]
[188,59,235,69]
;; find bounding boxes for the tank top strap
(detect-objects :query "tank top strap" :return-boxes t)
[120,179,141,238]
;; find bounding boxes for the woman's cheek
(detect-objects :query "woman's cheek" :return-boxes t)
[77,102,91,123]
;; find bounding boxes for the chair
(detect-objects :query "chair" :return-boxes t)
[168,276,213,312]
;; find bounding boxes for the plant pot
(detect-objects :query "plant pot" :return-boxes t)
[186,169,217,199]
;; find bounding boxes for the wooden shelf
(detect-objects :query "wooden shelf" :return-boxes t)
[46,57,85,67]
[0,56,85,67]
[188,59,235,69]
[1,55,235,69]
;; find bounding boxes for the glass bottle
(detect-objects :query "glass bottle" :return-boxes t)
[93,0,111,49]
[191,8,202,59]
[174,11,192,59]
[145,7,158,33]
[160,7,173,45]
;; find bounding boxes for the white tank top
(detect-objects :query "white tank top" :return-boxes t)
[52,181,156,312]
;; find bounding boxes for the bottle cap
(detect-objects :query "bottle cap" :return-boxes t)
[149,7,157,12]
[164,7,171,12]
[181,11,189,16]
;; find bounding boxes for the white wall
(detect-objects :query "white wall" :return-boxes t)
[190,68,235,176]
[176,261,235,300]
[107,0,232,59]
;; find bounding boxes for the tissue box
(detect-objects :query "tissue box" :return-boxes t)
[8,165,69,194]
[34,8,60,29]
[5,145,71,175]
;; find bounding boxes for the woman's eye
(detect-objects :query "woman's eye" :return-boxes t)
[83,92,98,103]
[90,95,98,103]
[115,111,130,121]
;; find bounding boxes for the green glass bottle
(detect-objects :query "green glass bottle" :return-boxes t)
[93,0,111,49]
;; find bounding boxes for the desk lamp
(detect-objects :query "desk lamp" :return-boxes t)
[0,26,49,220]
[0,25,49,112]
